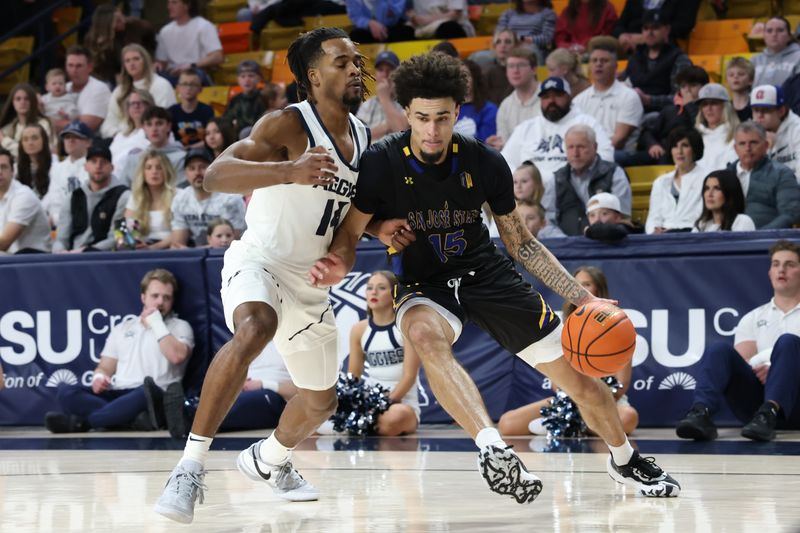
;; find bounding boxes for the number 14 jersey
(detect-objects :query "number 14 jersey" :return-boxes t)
[241,100,370,270]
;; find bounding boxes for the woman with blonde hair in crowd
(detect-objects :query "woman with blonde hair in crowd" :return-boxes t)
[124,150,176,249]
[109,89,155,169]
[0,83,55,158]
[695,83,739,172]
[102,44,177,138]
[546,48,590,97]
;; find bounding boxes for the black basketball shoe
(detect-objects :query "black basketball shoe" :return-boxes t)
[741,402,778,442]
[676,405,718,441]
[607,451,680,497]
[477,445,543,504]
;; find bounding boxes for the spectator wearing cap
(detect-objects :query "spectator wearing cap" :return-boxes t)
[405,0,475,39]
[170,148,246,248]
[222,60,267,137]
[169,69,215,149]
[155,0,224,87]
[728,121,800,229]
[584,191,644,242]
[541,124,631,236]
[486,47,540,152]
[620,9,691,113]
[118,107,187,188]
[0,148,52,254]
[356,51,408,141]
[573,36,643,156]
[613,1,700,53]
[752,17,800,88]
[53,143,130,252]
[501,76,612,195]
[695,83,740,173]
[44,121,93,226]
[751,85,800,182]
[347,0,415,43]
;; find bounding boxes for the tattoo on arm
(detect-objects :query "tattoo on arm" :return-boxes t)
[495,211,592,305]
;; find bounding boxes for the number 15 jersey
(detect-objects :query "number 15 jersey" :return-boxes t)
[241,100,371,270]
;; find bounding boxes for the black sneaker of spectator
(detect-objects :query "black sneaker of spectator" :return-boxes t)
[741,402,778,442]
[143,376,166,429]
[44,412,89,433]
[676,404,718,441]
[164,382,189,439]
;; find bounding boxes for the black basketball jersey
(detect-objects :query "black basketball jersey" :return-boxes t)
[353,131,516,283]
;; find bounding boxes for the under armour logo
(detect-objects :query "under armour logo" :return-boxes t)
[404,176,414,185]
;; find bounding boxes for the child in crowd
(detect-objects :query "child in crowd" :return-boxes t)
[516,199,565,238]
[169,69,214,148]
[206,217,235,248]
[222,60,266,136]
[40,69,79,126]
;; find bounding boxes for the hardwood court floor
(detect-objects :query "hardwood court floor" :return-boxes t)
[1,427,799,532]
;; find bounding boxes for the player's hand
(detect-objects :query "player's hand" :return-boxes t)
[376,219,416,250]
[581,295,620,307]
[309,252,347,287]
[753,363,770,385]
[290,146,338,186]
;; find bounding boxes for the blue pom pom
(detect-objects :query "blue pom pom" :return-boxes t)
[329,373,391,436]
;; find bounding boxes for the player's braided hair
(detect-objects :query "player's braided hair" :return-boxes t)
[392,52,468,108]
[287,27,350,98]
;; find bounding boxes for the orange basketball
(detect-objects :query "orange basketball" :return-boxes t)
[561,301,636,378]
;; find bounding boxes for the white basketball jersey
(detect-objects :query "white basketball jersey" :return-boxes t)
[240,100,370,270]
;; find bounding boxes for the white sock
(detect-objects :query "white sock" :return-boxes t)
[258,432,293,465]
[608,438,635,466]
[475,427,506,450]
[181,433,213,466]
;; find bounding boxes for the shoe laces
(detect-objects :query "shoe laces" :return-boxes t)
[174,468,208,504]
[630,455,663,478]
[274,461,306,490]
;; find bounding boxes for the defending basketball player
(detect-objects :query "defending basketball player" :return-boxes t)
[310,52,681,502]
[154,28,394,523]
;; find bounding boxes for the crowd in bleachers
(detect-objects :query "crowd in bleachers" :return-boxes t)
[1,0,800,256]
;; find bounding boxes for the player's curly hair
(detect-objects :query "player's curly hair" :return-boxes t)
[287,27,350,98]
[392,52,468,108]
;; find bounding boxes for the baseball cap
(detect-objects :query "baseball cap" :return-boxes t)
[185,147,213,165]
[236,59,261,76]
[374,50,400,68]
[696,83,730,103]
[538,77,571,97]
[750,85,785,107]
[59,120,93,139]
[86,142,112,162]
[642,9,665,27]
[586,192,626,216]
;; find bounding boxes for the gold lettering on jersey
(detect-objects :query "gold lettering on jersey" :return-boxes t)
[407,207,481,231]
[312,177,356,199]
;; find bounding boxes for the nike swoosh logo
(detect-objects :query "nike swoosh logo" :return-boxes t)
[188,436,205,442]
[251,447,271,480]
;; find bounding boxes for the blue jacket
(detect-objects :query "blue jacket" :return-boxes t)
[727,158,800,229]
[346,0,407,29]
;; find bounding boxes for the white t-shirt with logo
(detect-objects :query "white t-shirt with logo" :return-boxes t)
[734,298,800,364]
[171,187,246,246]
[0,179,52,253]
[156,17,223,68]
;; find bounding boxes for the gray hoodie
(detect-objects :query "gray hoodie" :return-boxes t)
[753,42,800,87]
[118,141,187,187]
[53,176,131,252]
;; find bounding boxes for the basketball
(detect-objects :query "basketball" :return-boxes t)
[561,301,636,378]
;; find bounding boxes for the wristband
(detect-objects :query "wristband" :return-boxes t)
[92,371,106,382]
[145,311,171,341]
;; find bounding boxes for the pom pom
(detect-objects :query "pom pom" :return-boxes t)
[539,377,624,443]
[328,373,391,436]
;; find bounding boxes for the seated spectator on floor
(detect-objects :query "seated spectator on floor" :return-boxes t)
[502,77,612,194]
[454,60,498,142]
[481,28,517,106]
[110,90,154,170]
[44,268,194,433]
[206,217,236,248]
[541,124,631,236]
[583,192,643,242]
[204,117,235,159]
[53,143,130,253]
[125,150,177,250]
[574,36,643,156]
[0,83,55,158]
[222,60,267,137]
[750,85,800,182]
[498,0,557,63]
[17,124,53,205]
[554,0,618,55]
[102,44,177,139]
[693,169,755,232]
[347,0,415,43]
[119,107,186,187]
[405,0,474,39]
[0,148,52,254]
[62,46,112,133]
[646,128,706,234]
[170,69,214,149]
[752,17,800,88]
[171,148,245,248]
[487,47,540,152]
[728,121,800,229]
[218,342,297,431]
[545,48,589,97]
[516,198,565,238]
[45,122,92,226]
[620,10,691,113]
[355,51,408,142]
[155,0,224,86]
[40,69,79,129]
[727,56,754,123]
[695,83,739,172]
[612,0,699,53]
[676,240,800,443]
[499,265,639,435]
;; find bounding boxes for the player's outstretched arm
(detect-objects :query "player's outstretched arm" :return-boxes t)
[204,110,338,194]
[309,206,374,287]
[494,210,616,306]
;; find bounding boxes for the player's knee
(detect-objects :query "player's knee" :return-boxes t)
[232,311,276,359]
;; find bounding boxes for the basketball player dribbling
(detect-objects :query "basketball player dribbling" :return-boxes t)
[154,28,403,523]
[310,52,681,503]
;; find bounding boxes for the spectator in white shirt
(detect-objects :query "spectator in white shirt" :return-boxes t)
[693,169,755,232]
[61,45,112,133]
[0,148,52,254]
[695,83,740,172]
[750,84,800,182]
[171,148,246,247]
[155,0,224,86]
[45,121,92,226]
[405,0,475,39]
[487,47,540,152]
[573,36,643,155]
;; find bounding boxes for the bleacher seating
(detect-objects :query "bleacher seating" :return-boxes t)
[196,85,232,116]
[627,165,674,223]
[689,54,722,82]
[218,21,251,54]
[0,36,34,95]
[214,50,268,85]
[207,0,246,24]
[688,19,753,55]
